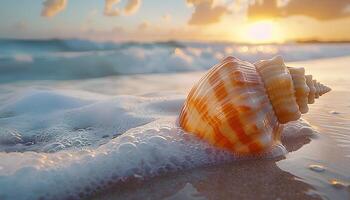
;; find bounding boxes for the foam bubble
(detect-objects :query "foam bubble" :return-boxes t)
[0,128,22,145]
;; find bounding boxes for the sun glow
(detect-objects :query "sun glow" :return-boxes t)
[241,20,284,44]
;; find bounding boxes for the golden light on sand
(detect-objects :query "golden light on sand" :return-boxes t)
[241,20,284,44]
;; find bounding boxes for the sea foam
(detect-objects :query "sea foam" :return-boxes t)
[0,89,315,200]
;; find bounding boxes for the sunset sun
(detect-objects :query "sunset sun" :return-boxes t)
[241,20,284,43]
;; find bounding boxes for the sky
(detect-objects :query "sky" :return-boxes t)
[0,0,349,43]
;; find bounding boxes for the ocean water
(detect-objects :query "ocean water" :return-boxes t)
[0,39,349,200]
[1,39,350,82]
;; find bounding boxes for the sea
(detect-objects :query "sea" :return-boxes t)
[0,39,349,200]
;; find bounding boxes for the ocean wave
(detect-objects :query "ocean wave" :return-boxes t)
[0,39,184,53]
[1,39,350,82]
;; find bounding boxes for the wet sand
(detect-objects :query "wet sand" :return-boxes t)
[92,56,350,200]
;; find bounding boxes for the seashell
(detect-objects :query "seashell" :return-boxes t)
[178,56,331,155]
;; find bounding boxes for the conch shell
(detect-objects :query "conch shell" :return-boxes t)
[178,56,331,155]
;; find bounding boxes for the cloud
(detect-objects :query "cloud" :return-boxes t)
[124,0,141,15]
[187,0,230,25]
[247,0,350,20]
[104,0,141,16]
[104,0,121,16]
[344,4,350,14]
[41,0,67,17]
[186,0,204,6]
